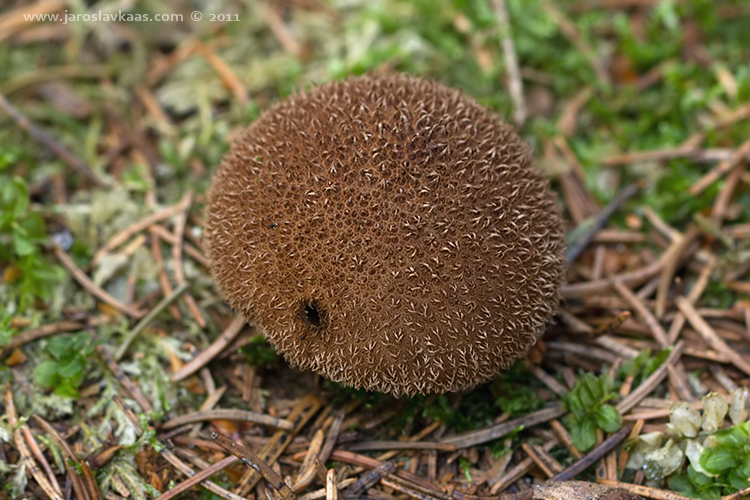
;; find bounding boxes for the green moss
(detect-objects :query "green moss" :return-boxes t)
[239,335,278,369]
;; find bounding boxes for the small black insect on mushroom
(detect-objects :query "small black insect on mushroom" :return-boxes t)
[205,73,566,396]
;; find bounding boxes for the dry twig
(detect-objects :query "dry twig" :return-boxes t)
[172,316,247,381]
[213,433,297,500]
[491,0,526,126]
[53,245,143,319]
[440,406,566,448]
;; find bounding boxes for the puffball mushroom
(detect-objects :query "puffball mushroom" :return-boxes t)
[205,74,566,396]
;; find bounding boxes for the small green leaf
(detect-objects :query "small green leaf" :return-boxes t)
[715,426,747,449]
[578,375,598,409]
[12,228,36,256]
[54,380,80,399]
[57,357,85,378]
[687,464,713,487]
[728,469,750,491]
[571,416,597,451]
[35,361,61,388]
[47,336,73,360]
[594,404,623,433]
[563,391,584,418]
[2,177,29,219]
[459,457,473,483]
[668,473,696,497]
[563,372,620,447]
[20,212,46,240]
[700,447,739,474]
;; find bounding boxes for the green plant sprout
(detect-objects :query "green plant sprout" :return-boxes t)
[562,372,623,452]
[34,332,96,398]
[0,173,64,312]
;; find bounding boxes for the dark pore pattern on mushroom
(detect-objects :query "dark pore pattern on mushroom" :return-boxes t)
[205,74,566,396]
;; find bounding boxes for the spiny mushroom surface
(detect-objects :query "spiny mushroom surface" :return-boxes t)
[205,74,566,396]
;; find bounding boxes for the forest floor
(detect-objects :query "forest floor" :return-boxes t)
[2,1,750,499]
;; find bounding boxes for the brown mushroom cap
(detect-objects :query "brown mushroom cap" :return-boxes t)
[205,74,566,396]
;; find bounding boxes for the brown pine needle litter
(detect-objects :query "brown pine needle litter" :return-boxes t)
[2,1,750,500]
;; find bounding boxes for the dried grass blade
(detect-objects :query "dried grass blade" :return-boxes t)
[156,456,238,500]
[491,0,526,126]
[172,316,246,381]
[318,409,345,464]
[22,426,62,496]
[347,441,456,452]
[328,450,443,496]
[666,362,697,402]
[236,395,322,495]
[189,385,228,437]
[381,478,440,500]
[676,296,750,377]
[91,200,187,267]
[549,426,631,482]
[440,406,566,448]
[345,460,396,496]
[115,282,188,360]
[150,231,181,320]
[54,245,143,318]
[112,396,248,500]
[561,259,664,299]
[5,384,64,500]
[213,433,296,500]
[617,419,645,477]
[521,443,564,477]
[325,468,338,500]
[597,479,694,500]
[711,159,747,225]
[566,182,641,264]
[170,191,206,328]
[666,257,715,344]
[549,420,582,459]
[293,429,325,492]
[197,43,250,104]
[297,479,357,500]
[655,225,702,319]
[613,280,669,348]
[161,408,294,430]
[97,344,153,413]
[690,135,750,195]
[81,460,102,500]
[489,441,556,495]
[33,415,91,500]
